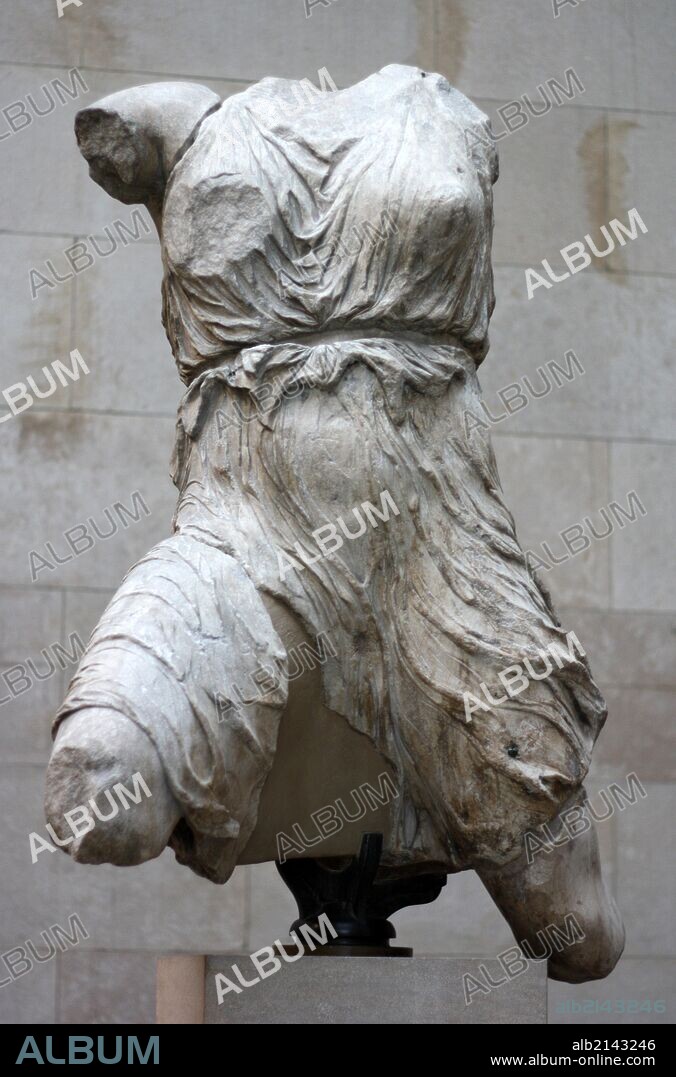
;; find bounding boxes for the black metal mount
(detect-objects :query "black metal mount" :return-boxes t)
[275,832,447,956]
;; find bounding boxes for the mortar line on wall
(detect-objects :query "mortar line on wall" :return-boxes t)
[610,796,619,905]
[0,583,115,594]
[242,866,252,954]
[68,234,77,413]
[586,683,676,691]
[0,58,254,87]
[57,586,68,701]
[559,605,676,616]
[466,96,676,120]
[12,403,676,445]
[492,261,676,281]
[20,404,178,419]
[492,431,676,447]
[1,59,676,119]
[53,951,62,1024]
[603,110,610,222]
[601,268,676,280]
[606,437,614,610]
[608,439,614,609]
[607,110,611,226]
[1,581,672,620]
[432,0,440,72]
[602,110,610,274]
[7,235,676,280]
[0,229,158,244]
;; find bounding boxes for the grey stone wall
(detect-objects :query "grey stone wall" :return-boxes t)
[0,0,673,1025]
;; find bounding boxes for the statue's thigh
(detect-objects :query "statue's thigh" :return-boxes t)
[46,707,181,865]
[476,790,625,983]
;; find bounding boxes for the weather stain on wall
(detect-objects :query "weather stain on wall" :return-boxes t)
[426,0,469,83]
[606,118,640,214]
[577,117,608,272]
[578,116,640,283]
[15,411,86,456]
[606,117,640,279]
[79,5,128,60]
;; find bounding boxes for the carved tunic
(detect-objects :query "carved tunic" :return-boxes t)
[57,66,606,883]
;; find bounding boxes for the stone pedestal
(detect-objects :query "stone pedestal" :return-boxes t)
[156,955,205,1025]
[156,954,547,1024]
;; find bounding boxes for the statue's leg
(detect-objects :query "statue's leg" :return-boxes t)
[476,789,624,983]
[43,534,288,880]
[45,708,181,865]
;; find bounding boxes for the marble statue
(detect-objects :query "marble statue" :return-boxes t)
[45,66,624,982]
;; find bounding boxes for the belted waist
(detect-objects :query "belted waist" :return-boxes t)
[253,327,466,350]
[176,332,477,444]
[185,328,470,385]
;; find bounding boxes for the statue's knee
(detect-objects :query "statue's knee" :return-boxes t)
[547,906,625,983]
[45,708,180,866]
